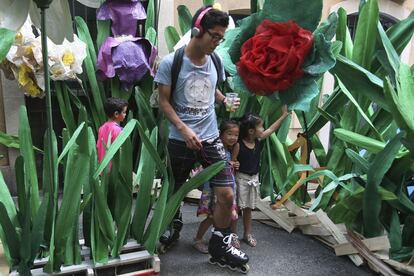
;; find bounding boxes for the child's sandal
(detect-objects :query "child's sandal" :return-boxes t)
[231,234,241,249]
[243,234,257,247]
[193,239,209,254]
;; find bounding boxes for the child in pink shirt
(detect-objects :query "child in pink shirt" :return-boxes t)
[96,97,128,163]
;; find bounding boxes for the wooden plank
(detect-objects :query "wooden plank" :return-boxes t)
[315,210,364,266]
[256,201,295,233]
[252,211,273,221]
[313,236,337,248]
[284,200,309,217]
[0,242,9,276]
[383,259,414,276]
[288,214,319,226]
[334,236,390,256]
[299,224,332,237]
[347,229,398,276]
[12,249,155,276]
[407,255,414,266]
[33,240,144,267]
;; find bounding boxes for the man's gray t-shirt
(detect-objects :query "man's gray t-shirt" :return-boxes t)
[154,51,225,142]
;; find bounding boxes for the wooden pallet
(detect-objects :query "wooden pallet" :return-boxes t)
[9,240,160,276]
[254,199,406,274]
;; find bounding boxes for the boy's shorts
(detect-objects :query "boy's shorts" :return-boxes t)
[236,172,260,209]
[167,138,234,191]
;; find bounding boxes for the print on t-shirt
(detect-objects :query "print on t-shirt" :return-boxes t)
[184,73,212,109]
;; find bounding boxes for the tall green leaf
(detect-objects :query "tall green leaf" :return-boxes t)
[386,11,414,55]
[0,28,15,62]
[131,128,157,242]
[336,76,383,140]
[158,161,225,237]
[18,106,40,219]
[177,5,192,35]
[164,26,180,53]
[75,16,106,125]
[111,137,133,257]
[330,55,388,111]
[363,132,404,237]
[0,202,20,263]
[49,144,88,271]
[0,171,19,265]
[144,180,168,255]
[145,0,155,33]
[335,8,353,58]
[352,0,379,69]
[334,128,385,153]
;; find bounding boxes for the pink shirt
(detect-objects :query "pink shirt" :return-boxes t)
[96,121,123,163]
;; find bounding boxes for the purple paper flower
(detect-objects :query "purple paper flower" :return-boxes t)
[97,36,157,90]
[97,0,146,36]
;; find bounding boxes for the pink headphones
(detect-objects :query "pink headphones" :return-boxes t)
[191,7,213,38]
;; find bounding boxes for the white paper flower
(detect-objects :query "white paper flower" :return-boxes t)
[49,35,87,81]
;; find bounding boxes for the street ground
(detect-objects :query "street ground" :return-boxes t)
[158,203,376,276]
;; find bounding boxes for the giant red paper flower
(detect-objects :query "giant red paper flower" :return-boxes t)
[237,19,313,95]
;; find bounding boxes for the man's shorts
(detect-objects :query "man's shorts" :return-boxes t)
[167,138,234,191]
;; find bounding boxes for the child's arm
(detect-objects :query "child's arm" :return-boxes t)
[231,143,240,171]
[259,105,289,140]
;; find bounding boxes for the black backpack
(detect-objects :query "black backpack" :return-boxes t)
[170,46,223,94]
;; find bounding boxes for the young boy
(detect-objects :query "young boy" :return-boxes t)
[96,97,128,163]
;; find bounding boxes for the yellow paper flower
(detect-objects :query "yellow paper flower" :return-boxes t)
[17,64,43,97]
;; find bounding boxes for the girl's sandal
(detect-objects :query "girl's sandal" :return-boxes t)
[243,234,257,247]
[193,239,209,254]
[232,234,241,249]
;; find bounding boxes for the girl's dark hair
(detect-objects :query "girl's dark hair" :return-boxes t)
[192,5,229,34]
[104,97,128,118]
[219,119,239,135]
[238,113,263,139]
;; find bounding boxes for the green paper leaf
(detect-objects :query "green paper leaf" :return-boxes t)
[386,11,414,56]
[262,0,322,32]
[303,33,335,76]
[363,132,404,237]
[336,8,353,58]
[177,5,192,35]
[279,77,319,111]
[313,12,338,41]
[145,0,155,33]
[352,0,379,69]
[145,27,157,45]
[164,26,180,53]
[330,55,388,111]
[216,28,240,75]
[0,28,15,63]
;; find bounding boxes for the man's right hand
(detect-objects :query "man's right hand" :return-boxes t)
[180,125,202,150]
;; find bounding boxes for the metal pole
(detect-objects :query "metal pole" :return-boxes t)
[40,7,55,192]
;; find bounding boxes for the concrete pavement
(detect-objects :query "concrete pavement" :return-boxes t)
[158,203,375,276]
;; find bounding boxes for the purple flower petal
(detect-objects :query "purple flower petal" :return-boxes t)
[97,36,157,90]
[97,1,146,36]
[97,37,122,79]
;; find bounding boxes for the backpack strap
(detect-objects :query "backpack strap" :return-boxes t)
[170,46,224,95]
[210,52,224,87]
[170,46,185,95]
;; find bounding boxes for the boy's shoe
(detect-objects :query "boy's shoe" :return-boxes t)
[193,239,209,254]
